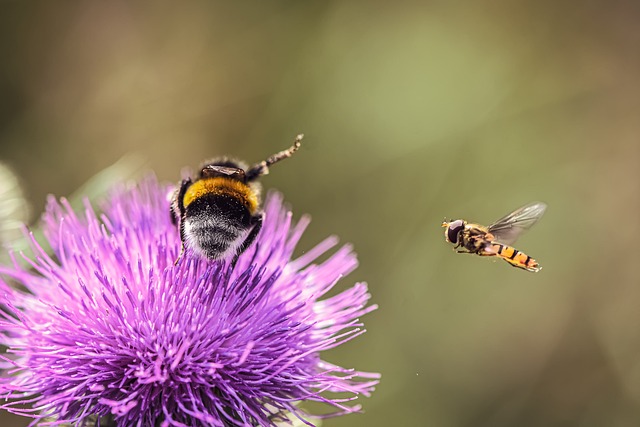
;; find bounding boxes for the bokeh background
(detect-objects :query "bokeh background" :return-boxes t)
[1,1,639,426]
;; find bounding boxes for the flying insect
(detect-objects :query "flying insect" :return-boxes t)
[442,202,547,272]
[171,134,303,263]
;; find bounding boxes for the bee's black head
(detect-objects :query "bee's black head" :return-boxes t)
[199,161,247,182]
[445,219,465,244]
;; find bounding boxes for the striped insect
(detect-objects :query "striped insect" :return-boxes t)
[171,134,303,264]
[442,202,547,272]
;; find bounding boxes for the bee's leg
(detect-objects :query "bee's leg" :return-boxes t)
[239,214,263,254]
[230,214,264,268]
[176,179,191,215]
[171,178,192,225]
[172,178,192,264]
[174,251,183,267]
[170,199,179,225]
[173,220,187,266]
[245,134,303,181]
[229,255,238,270]
[177,179,192,245]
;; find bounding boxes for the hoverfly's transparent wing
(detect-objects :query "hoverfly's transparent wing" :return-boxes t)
[487,202,547,245]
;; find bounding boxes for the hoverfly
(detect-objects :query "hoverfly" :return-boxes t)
[442,202,547,272]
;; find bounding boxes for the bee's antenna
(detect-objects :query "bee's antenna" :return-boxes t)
[246,134,303,181]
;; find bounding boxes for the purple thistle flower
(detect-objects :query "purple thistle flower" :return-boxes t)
[0,176,378,426]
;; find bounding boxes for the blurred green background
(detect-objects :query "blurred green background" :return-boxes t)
[1,1,639,426]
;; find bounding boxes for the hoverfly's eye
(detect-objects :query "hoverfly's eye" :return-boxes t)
[447,220,465,244]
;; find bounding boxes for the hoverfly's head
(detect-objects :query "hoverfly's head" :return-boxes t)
[442,219,465,244]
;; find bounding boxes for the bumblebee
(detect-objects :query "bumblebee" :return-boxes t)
[442,202,547,272]
[171,134,303,262]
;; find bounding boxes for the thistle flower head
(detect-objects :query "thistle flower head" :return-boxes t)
[0,176,378,426]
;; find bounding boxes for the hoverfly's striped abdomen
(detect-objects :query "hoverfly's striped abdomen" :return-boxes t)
[488,242,541,272]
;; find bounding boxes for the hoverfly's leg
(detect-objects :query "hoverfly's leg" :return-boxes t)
[476,244,498,257]
[455,238,473,253]
[477,250,497,257]
[246,134,303,181]
[505,259,524,269]
[230,214,264,269]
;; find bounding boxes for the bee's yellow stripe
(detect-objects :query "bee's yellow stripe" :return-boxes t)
[183,177,258,213]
